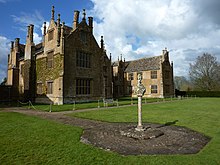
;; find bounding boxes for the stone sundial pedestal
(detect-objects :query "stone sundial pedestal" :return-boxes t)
[135,74,146,131]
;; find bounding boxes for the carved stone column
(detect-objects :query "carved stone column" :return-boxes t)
[135,74,146,131]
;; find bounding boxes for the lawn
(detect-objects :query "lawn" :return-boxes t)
[0,98,220,164]
[17,97,179,112]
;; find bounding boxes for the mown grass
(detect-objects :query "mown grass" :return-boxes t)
[17,97,179,112]
[0,98,219,164]
[70,98,220,164]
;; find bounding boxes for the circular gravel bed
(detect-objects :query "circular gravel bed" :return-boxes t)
[4,108,211,156]
[81,123,210,155]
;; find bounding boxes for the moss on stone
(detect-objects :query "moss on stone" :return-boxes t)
[36,54,63,94]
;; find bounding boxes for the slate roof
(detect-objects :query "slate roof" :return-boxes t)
[124,55,162,72]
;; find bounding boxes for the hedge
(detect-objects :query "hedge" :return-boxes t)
[186,91,220,97]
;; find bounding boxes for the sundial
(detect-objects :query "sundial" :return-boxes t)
[134,73,146,131]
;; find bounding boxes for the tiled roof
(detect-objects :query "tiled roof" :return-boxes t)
[124,55,162,72]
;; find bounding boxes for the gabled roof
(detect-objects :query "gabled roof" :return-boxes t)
[124,55,162,72]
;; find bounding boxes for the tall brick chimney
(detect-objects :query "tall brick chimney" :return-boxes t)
[73,10,79,31]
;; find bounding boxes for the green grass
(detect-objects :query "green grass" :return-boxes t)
[1,98,220,164]
[70,98,220,164]
[18,97,179,112]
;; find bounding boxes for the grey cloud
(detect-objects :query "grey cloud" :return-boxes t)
[192,0,220,26]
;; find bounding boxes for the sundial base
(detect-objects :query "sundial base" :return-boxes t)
[135,126,145,132]
[120,126,164,140]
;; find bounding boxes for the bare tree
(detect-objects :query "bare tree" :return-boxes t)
[189,53,220,91]
[174,76,192,91]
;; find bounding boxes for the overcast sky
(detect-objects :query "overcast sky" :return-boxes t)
[1,0,220,82]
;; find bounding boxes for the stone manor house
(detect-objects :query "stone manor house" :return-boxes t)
[6,6,174,104]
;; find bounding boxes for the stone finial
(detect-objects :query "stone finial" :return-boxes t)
[57,14,61,46]
[100,36,104,50]
[82,9,86,20]
[51,6,55,20]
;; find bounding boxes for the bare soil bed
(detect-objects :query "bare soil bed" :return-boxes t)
[3,108,210,155]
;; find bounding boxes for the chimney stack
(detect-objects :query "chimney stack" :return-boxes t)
[15,38,20,51]
[88,17,93,33]
[43,22,47,36]
[27,25,30,37]
[29,24,34,43]
[73,10,79,30]
[26,24,34,43]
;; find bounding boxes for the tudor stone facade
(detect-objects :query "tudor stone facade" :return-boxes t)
[6,6,174,104]
[112,49,174,98]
